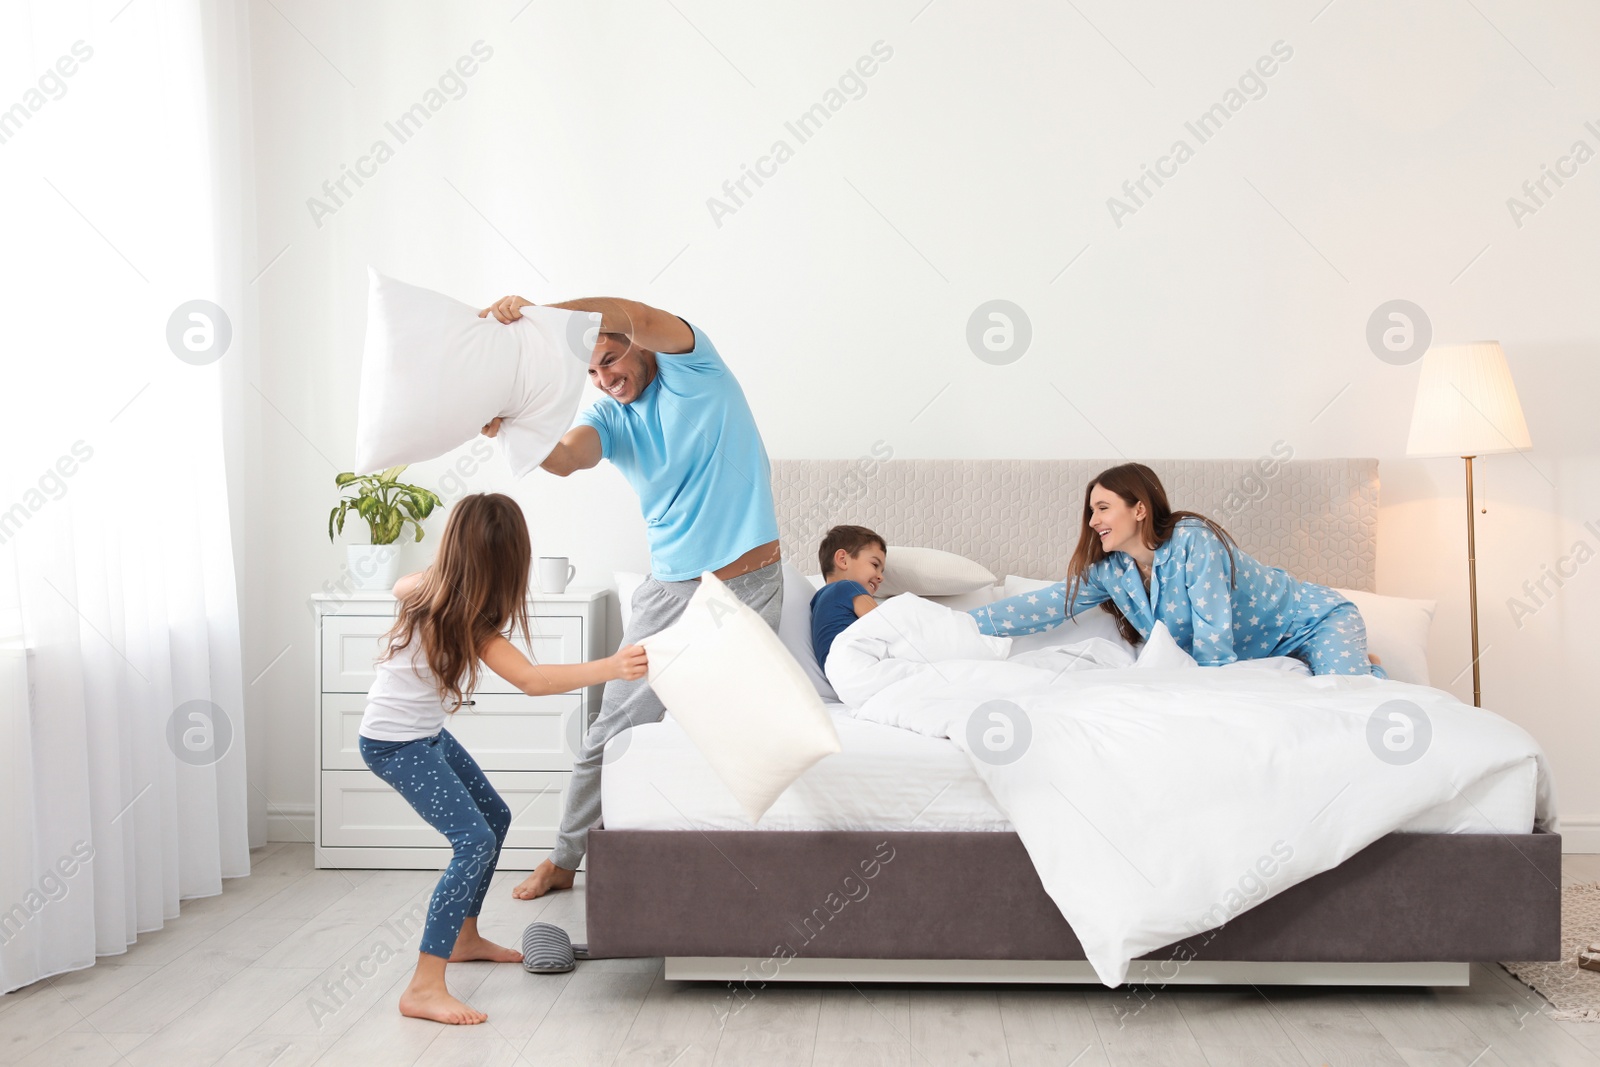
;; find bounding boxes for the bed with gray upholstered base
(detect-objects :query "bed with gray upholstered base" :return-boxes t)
[584,459,1561,985]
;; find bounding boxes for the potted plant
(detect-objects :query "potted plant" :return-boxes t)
[328,466,442,591]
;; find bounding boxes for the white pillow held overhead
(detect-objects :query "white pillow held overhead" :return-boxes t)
[355,269,597,477]
[640,573,842,823]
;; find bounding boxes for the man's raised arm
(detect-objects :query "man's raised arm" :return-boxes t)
[481,295,693,355]
[555,298,694,355]
[542,425,602,477]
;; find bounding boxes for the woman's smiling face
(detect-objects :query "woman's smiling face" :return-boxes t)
[1087,483,1148,556]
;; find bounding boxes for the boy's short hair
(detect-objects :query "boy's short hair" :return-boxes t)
[818,525,887,577]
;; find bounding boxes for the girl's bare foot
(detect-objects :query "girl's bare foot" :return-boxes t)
[449,934,523,963]
[511,859,575,900]
[398,984,487,1025]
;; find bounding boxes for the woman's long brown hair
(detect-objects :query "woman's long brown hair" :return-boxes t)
[383,492,532,711]
[1066,463,1239,645]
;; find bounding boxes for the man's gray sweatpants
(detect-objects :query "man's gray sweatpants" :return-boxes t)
[549,561,783,869]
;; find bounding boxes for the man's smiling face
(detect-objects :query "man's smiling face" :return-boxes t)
[588,332,657,405]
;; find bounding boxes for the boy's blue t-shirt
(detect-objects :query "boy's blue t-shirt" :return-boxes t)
[810,579,870,671]
[576,324,779,582]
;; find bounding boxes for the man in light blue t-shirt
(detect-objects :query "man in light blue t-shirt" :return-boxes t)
[479,293,782,899]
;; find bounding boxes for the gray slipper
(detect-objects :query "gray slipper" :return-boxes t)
[521,921,576,974]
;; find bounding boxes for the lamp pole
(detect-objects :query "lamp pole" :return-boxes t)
[1463,454,1481,708]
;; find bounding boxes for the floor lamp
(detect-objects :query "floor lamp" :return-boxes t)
[1404,341,1532,708]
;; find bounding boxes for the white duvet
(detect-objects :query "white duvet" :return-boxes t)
[824,594,1557,987]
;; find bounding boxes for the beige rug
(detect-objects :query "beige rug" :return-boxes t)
[1503,882,1600,1022]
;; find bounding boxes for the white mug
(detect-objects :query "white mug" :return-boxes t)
[536,556,576,594]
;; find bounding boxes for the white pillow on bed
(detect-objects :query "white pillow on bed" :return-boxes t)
[778,563,839,702]
[925,585,1003,611]
[877,546,996,597]
[1334,588,1437,685]
[802,570,1001,611]
[355,269,597,477]
[640,573,841,823]
[999,574,1133,654]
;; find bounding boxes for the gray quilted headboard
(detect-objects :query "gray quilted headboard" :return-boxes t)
[774,459,1378,591]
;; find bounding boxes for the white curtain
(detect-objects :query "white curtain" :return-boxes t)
[0,0,254,992]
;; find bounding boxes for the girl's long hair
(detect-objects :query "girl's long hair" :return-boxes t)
[384,492,532,711]
[1066,463,1239,645]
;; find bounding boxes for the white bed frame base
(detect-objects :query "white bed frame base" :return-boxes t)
[665,957,1471,987]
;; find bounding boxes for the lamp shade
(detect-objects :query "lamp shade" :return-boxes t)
[1405,341,1532,457]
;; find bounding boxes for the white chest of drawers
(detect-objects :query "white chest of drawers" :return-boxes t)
[312,589,607,870]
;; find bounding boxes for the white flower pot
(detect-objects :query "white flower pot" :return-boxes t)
[346,544,401,591]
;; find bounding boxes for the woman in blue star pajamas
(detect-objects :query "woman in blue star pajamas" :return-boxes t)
[970,463,1385,677]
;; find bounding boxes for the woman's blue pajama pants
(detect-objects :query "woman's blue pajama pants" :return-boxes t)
[1284,598,1388,678]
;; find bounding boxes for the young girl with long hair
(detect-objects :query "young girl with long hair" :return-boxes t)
[971,463,1384,676]
[358,492,646,1025]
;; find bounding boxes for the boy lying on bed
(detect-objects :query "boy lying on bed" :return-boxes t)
[809,525,885,671]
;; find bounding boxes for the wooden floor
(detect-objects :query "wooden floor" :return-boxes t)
[3,844,1598,1067]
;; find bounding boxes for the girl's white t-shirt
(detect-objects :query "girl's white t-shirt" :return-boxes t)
[359,637,451,742]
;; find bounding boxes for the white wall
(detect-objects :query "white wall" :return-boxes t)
[244,0,1600,846]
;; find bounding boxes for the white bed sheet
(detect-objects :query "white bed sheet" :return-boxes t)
[600,707,1539,836]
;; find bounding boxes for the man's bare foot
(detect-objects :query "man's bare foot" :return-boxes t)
[511,859,575,900]
[398,985,487,1025]
[449,934,523,963]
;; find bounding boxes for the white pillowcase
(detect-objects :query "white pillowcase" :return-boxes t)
[803,569,1001,611]
[1134,621,1197,669]
[639,573,842,823]
[355,268,596,477]
[877,546,996,598]
[617,567,838,703]
[778,563,839,702]
[1333,588,1437,685]
[1002,575,1059,599]
[925,585,1003,611]
[999,574,1133,654]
